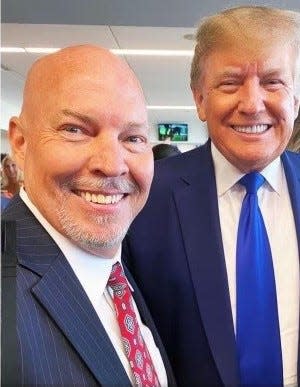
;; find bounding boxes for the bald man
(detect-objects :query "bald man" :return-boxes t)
[2,45,175,387]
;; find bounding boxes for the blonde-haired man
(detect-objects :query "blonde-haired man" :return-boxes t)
[124,6,300,386]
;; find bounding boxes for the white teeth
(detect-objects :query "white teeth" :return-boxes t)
[85,192,91,201]
[233,124,269,133]
[80,191,124,204]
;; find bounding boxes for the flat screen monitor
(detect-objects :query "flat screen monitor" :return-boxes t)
[158,123,188,142]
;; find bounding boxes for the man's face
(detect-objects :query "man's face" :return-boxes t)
[15,56,153,257]
[193,42,300,172]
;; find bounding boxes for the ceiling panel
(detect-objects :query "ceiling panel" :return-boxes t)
[111,26,196,49]
[2,0,299,27]
[1,23,118,49]
[127,56,193,105]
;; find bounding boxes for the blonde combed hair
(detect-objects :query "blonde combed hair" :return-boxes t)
[190,6,300,90]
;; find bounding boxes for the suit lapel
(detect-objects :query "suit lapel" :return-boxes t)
[7,197,131,386]
[173,143,239,386]
[31,253,131,386]
[282,152,300,384]
[282,152,300,254]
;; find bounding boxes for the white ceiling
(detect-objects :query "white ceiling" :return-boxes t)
[2,0,300,146]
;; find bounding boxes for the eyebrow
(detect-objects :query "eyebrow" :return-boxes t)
[217,69,243,78]
[61,109,97,126]
[260,69,284,77]
[61,109,148,130]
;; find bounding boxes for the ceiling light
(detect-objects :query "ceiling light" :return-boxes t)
[147,106,196,110]
[1,47,193,56]
[1,47,25,53]
[111,49,193,56]
[25,47,59,53]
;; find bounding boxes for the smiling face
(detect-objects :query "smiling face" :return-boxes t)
[3,157,18,180]
[193,40,300,172]
[9,46,153,257]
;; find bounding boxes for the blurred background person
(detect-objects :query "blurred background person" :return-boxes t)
[1,154,23,210]
[152,143,181,160]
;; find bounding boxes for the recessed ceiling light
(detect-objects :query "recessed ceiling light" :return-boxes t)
[25,47,59,53]
[147,106,196,110]
[1,47,194,56]
[1,47,25,53]
[111,49,193,56]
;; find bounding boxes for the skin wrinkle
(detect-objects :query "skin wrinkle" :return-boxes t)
[9,45,153,258]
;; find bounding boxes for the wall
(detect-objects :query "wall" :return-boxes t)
[1,130,11,154]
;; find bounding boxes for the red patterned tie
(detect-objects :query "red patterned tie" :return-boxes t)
[108,262,160,387]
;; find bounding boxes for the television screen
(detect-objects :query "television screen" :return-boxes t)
[158,123,188,142]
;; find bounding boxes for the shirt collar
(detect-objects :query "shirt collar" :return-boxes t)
[211,143,283,196]
[20,188,124,305]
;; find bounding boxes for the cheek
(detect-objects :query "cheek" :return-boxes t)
[270,91,296,120]
[24,151,70,188]
[130,153,154,194]
[40,145,83,178]
[206,94,236,122]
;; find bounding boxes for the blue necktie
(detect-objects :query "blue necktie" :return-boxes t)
[236,172,283,386]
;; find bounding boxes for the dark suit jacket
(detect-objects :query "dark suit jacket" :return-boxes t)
[2,195,176,386]
[123,141,300,387]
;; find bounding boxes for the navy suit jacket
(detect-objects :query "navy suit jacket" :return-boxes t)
[123,141,300,387]
[2,196,176,386]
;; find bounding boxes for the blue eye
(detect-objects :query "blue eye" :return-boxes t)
[60,126,87,141]
[64,127,82,134]
[128,136,144,143]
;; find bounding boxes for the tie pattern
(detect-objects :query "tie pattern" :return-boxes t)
[236,172,283,385]
[108,262,160,387]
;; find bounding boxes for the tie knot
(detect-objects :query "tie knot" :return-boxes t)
[239,172,265,194]
[107,262,128,293]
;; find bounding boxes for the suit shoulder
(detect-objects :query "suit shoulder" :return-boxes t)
[285,150,300,160]
[153,143,209,184]
[2,195,26,221]
[282,150,300,170]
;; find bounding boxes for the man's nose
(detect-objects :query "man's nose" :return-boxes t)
[237,80,266,115]
[87,139,129,177]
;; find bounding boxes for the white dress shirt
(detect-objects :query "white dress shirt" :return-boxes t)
[20,188,168,387]
[211,144,299,386]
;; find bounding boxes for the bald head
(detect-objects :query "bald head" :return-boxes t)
[9,44,152,257]
[20,45,145,127]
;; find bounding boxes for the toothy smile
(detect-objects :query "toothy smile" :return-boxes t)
[232,124,271,133]
[77,191,124,204]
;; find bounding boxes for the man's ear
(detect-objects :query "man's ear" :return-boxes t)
[294,95,300,120]
[192,87,207,122]
[8,117,27,171]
